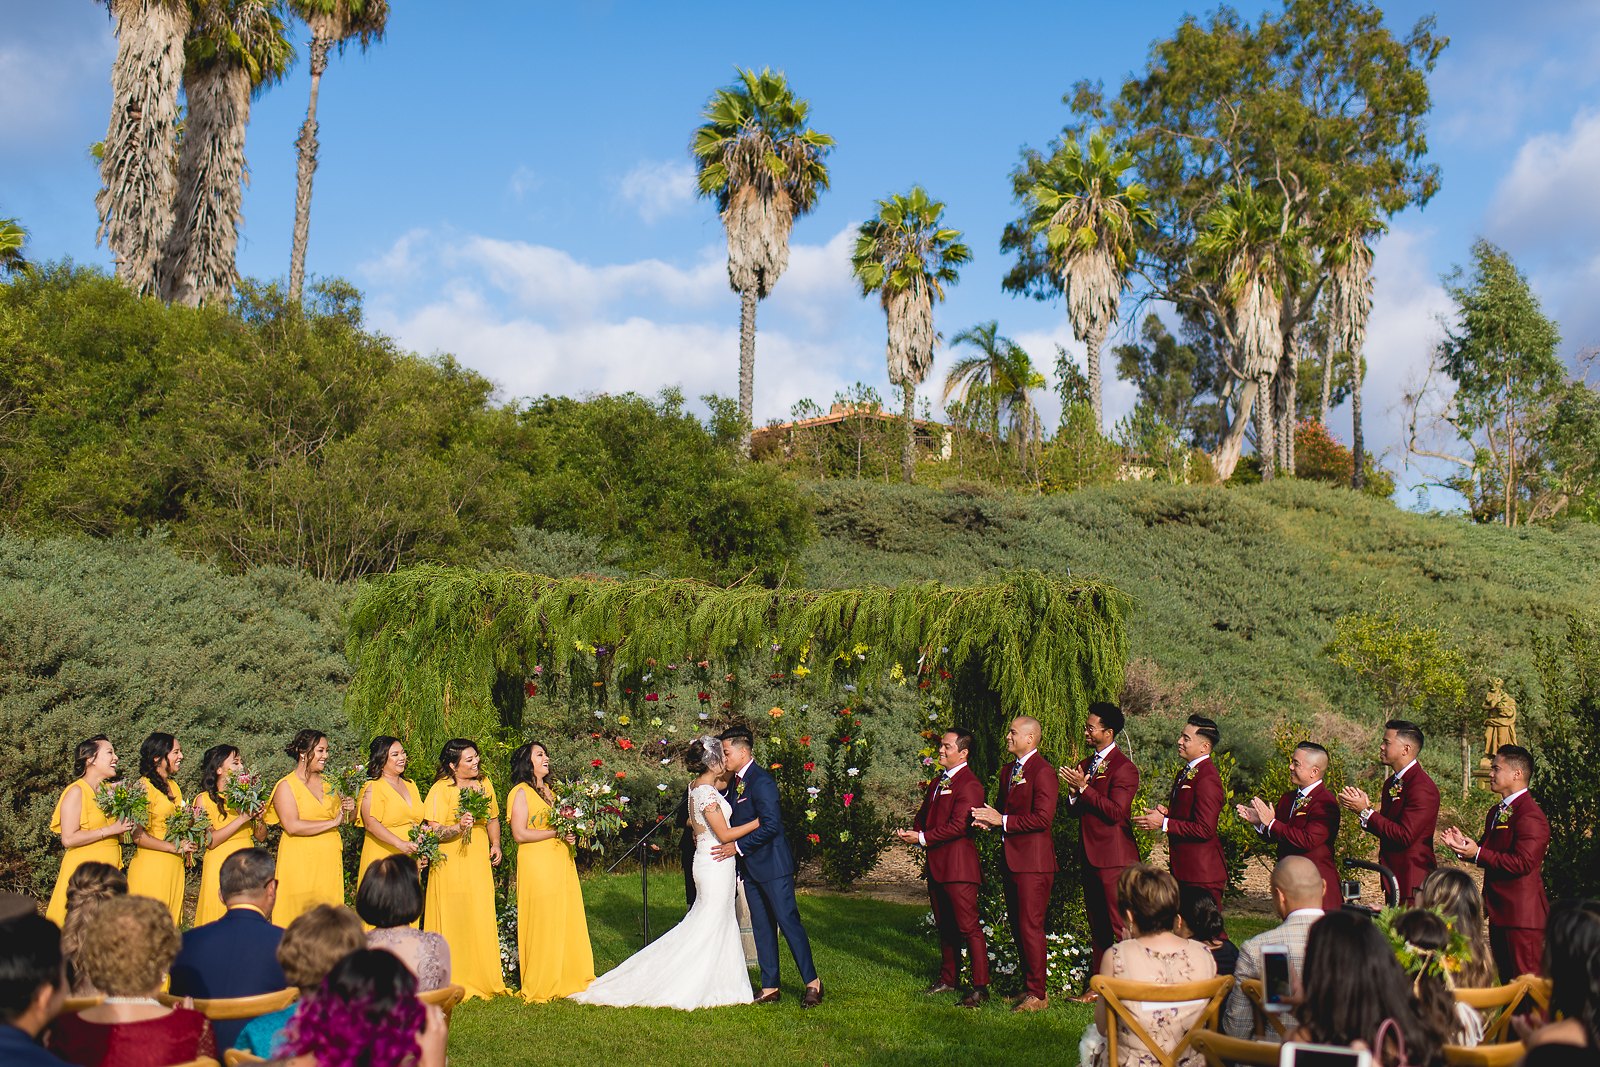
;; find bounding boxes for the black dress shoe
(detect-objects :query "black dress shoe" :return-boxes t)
[801,981,824,1008]
[959,987,990,1009]
[753,989,781,1004]
[923,982,958,995]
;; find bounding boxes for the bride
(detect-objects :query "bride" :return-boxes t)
[568,735,759,1009]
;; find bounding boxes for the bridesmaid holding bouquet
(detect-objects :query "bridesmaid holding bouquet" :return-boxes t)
[46,735,134,924]
[507,742,594,1002]
[422,738,506,1000]
[267,729,354,924]
[192,744,267,926]
[126,732,194,923]
[357,736,427,921]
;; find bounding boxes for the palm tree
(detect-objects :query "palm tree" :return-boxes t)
[0,217,27,276]
[1195,183,1305,480]
[286,0,388,303]
[1324,200,1382,490]
[1023,130,1153,430]
[850,187,971,483]
[159,0,294,307]
[944,322,1046,476]
[95,0,193,296]
[692,67,833,454]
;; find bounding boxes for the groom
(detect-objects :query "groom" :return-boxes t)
[713,728,824,1007]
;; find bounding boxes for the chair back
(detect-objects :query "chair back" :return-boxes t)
[223,1052,267,1066]
[1189,1030,1281,1067]
[164,1059,220,1067]
[1441,1042,1525,1067]
[1238,977,1290,1038]
[60,994,104,1015]
[417,983,466,1025]
[1453,982,1527,1044]
[1091,974,1234,1067]
[157,986,299,1020]
[1520,976,1552,1011]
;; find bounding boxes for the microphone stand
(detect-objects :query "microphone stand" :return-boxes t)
[608,792,689,945]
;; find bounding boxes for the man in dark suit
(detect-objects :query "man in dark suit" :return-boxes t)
[0,913,73,1066]
[1442,744,1550,981]
[712,729,822,1007]
[168,847,288,1049]
[1239,741,1343,913]
[1136,714,1227,906]
[897,727,989,1007]
[1338,719,1439,903]
[971,715,1059,1013]
[1061,701,1141,991]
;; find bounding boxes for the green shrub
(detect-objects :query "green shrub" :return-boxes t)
[1533,614,1600,898]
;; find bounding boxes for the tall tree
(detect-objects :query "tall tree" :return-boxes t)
[692,68,833,455]
[849,187,971,484]
[1016,130,1152,430]
[286,0,387,303]
[159,0,294,307]
[1323,199,1383,488]
[95,0,193,296]
[0,217,27,276]
[1113,313,1229,451]
[943,322,1045,476]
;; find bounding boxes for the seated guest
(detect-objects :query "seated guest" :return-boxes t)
[46,896,216,1066]
[1387,908,1483,1046]
[0,913,73,1066]
[275,948,446,1067]
[1518,899,1600,1060]
[1223,855,1325,1039]
[1415,867,1496,989]
[358,856,451,991]
[168,847,288,1050]
[1086,864,1217,1067]
[1289,910,1446,1067]
[234,904,365,1059]
[1176,885,1237,976]
[58,863,125,996]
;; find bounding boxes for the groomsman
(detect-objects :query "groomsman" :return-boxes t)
[1134,715,1226,905]
[1442,744,1550,981]
[1337,719,1439,903]
[971,716,1059,1013]
[1060,702,1140,989]
[897,728,989,1007]
[1238,741,1343,913]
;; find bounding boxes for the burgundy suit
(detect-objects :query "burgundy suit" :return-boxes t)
[996,750,1059,1000]
[1264,782,1342,913]
[1475,790,1550,981]
[1165,756,1227,902]
[1360,762,1439,904]
[913,764,988,988]
[1065,745,1140,975]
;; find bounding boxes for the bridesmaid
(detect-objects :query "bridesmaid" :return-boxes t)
[192,744,267,927]
[126,732,194,923]
[47,736,134,924]
[267,729,354,925]
[507,742,594,1002]
[356,736,426,917]
[422,738,506,1000]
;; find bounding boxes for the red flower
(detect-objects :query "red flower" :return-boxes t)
[617,738,634,751]
[720,701,732,709]
[840,736,852,745]
[843,793,854,807]
[591,759,604,767]
[524,680,538,697]
[938,668,951,680]
[918,680,931,690]
[799,735,811,746]
[807,833,820,844]
[839,708,851,717]
[615,771,626,780]
[697,691,711,702]
[770,762,782,770]
[590,732,602,739]
[769,673,785,680]
[803,761,815,772]
[644,693,659,702]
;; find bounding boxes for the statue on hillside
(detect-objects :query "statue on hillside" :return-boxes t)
[1481,677,1518,758]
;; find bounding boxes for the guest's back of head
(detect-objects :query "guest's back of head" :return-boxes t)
[1417,866,1495,988]
[77,895,178,997]
[1117,864,1181,935]
[0,913,64,1033]
[1388,909,1465,1045]
[277,905,367,990]
[1543,899,1600,1051]
[1271,856,1325,916]
[356,856,424,930]
[60,861,128,993]
[219,847,277,902]
[1178,885,1227,943]
[282,949,427,1067]
[1300,910,1443,1066]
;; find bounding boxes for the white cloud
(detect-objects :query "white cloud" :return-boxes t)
[451,235,726,319]
[1488,109,1600,249]
[617,159,696,223]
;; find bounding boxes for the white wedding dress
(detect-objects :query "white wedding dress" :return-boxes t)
[568,783,754,1009]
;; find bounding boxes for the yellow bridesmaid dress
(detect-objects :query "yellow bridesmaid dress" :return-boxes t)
[509,783,595,1002]
[356,778,425,929]
[126,779,187,924]
[193,792,256,927]
[266,773,345,924]
[46,780,122,924]
[422,778,507,1000]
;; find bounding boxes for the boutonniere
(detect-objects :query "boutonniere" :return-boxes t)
[1183,766,1198,782]
[1012,775,1028,788]
[1388,780,1403,801]
[1291,794,1308,815]
[735,780,746,799]
[938,783,953,796]
[1495,806,1511,827]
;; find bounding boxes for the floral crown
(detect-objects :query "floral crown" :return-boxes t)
[1375,907,1474,986]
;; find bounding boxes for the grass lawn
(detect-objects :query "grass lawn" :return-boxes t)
[448,872,1092,1067]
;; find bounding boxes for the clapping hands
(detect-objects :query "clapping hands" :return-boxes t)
[1236,797,1273,826]
[1059,766,1088,793]
[1132,805,1166,832]
[1336,786,1371,813]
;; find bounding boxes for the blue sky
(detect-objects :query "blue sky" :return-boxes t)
[5,1,1599,506]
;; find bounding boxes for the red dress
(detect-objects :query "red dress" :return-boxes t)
[48,1008,216,1067]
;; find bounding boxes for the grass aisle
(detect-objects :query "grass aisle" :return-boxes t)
[448,872,1091,1067]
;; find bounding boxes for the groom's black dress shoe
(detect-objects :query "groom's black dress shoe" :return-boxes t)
[959,987,989,1009]
[923,982,958,995]
[754,989,781,1004]
[801,981,824,1009]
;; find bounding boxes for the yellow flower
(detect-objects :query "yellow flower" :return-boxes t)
[889,663,906,683]
[792,664,811,679]
[769,707,784,719]
[617,715,631,726]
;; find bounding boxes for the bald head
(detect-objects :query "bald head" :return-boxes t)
[1271,856,1325,914]
[1007,716,1041,757]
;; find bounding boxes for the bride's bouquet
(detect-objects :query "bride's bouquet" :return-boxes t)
[547,777,630,852]
[455,785,493,845]
[94,780,149,843]
[221,769,271,818]
[164,803,208,868]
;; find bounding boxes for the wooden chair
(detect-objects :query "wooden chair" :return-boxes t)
[223,1052,267,1066]
[1091,975,1234,1067]
[1442,1042,1525,1067]
[59,994,104,1014]
[157,986,299,1020]
[1190,1030,1282,1067]
[417,982,466,1025]
[1454,982,1528,1044]
[1237,978,1291,1039]
[1520,976,1552,1012]
[164,1059,220,1067]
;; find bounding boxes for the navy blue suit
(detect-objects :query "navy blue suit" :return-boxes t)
[168,907,288,1050]
[727,763,816,989]
[0,1023,70,1066]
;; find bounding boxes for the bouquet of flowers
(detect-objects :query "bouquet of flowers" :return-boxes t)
[164,803,208,868]
[221,770,271,818]
[455,786,493,845]
[547,776,630,852]
[330,761,368,800]
[408,823,445,869]
[94,780,149,843]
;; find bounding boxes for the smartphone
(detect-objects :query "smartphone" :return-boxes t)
[1262,945,1292,1010]
[1279,1043,1373,1067]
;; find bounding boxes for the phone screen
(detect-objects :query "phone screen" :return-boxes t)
[1263,946,1291,1007]
[1281,1044,1371,1067]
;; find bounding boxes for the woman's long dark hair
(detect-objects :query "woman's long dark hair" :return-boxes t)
[1299,910,1444,1066]
[366,736,401,781]
[1545,899,1600,1051]
[435,738,477,783]
[138,733,177,800]
[284,729,327,764]
[198,744,238,810]
[73,736,110,779]
[1390,909,1463,1045]
[509,742,552,800]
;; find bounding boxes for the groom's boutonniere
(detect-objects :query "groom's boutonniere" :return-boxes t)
[1495,805,1511,827]
[735,779,746,799]
[1388,779,1403,802]
[1182,766,1198,783]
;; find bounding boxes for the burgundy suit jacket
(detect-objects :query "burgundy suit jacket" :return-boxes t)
[1165,756,1227,886]
[912,764,984,884]
[1476,791,1550,929]
[1064,745,1140,869]
[1266,782,1342,911]
[997,751,1059,874]
[1362,763,1439,901]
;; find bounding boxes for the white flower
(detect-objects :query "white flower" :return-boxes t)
[657,783,668,791]
[667,725,677,733]
[698,712,709,721]
[594,710,606,719]
[846,767,860,777]
[660,758,671,765]
[806,786,820,796]
[800,704,809,711]
[620,796,630,804]
[928,712,939,721]
[642,672,653,682]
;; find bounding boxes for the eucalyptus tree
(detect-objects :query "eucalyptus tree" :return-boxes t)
[1021,130,1152,430]
[850,187,970,483]
[95,0,193,296]
[1323,199,1383,489]
[286,0,388,303]
[159,0,295,307]
[944,322,1046,476]
[692,67,833,454]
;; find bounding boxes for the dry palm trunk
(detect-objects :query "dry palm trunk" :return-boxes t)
[1351,352,1366,490]
[97,0,190,296]
[160,63,249,307]
[1062,246,1118,431]
[1212,376,1258,481]
[723,186,794,455]
[884,284,934,484]
[289,27,334,303]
